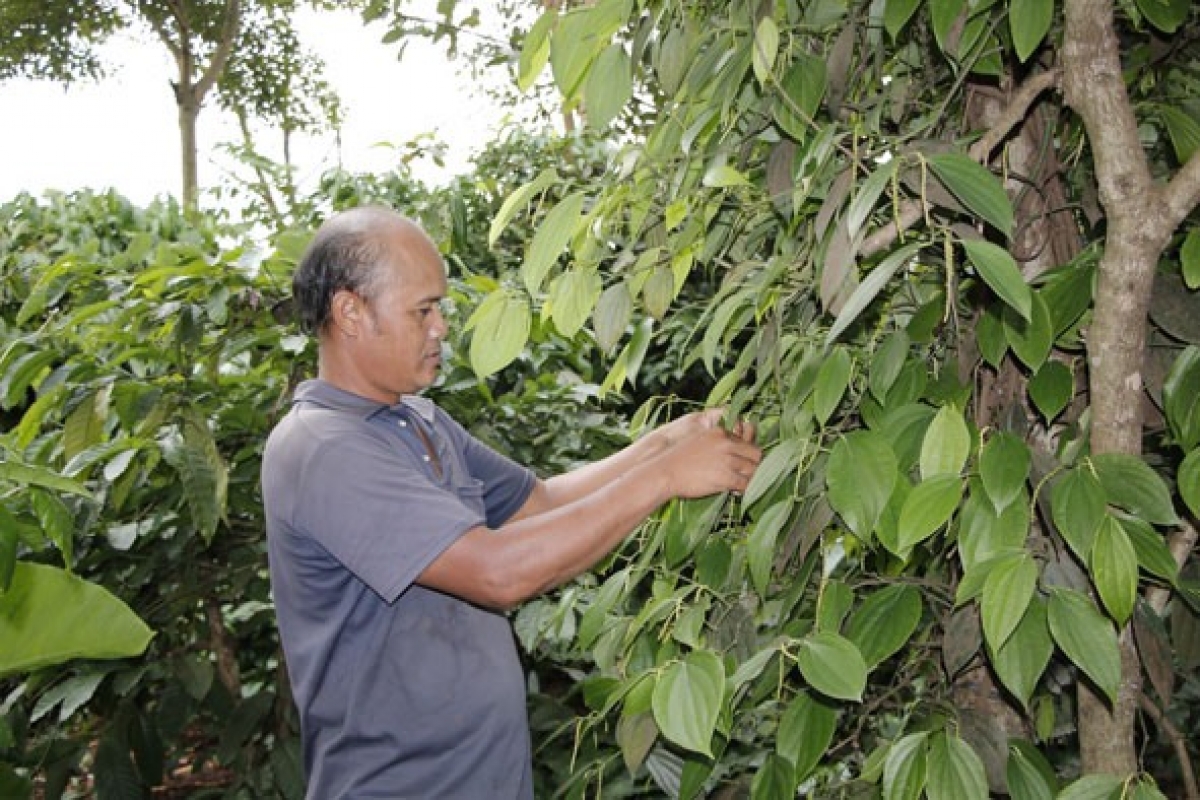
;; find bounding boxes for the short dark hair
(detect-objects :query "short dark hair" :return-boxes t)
[292,211,390,335]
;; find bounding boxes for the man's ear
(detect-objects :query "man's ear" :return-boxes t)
[329,289,362,338]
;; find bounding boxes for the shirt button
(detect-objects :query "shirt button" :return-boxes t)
[422,455,431,462]
[397,420,407,428]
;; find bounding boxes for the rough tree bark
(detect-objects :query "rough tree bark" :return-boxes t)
[1061,0,1200,777]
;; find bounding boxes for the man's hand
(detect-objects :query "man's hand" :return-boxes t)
[648,408,757,451]
[653,422,762,499]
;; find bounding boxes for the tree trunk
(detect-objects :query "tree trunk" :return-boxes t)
[179,90,201,210]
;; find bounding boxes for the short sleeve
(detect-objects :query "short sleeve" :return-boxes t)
[436,411,536,528]
[293,430,485,604]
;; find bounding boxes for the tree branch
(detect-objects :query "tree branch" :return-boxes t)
[1138,692,1200,800]
[860,69,1060,261]
[1160,148,1200,231]
[193,0,241,102]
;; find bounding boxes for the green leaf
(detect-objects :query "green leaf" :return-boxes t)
[1050,467,1106,561]
[1181,229,1200,289]
[0,349,57,410]
[1090,515,1138,625]
[0,458,92,498]
[920,404,971,479]
[774,52,827,140]
[0,563,154,677]
[593,282,633,352]
[1028,360,1074,423]
[652,649,725,756]
[895,474,963,556]
[826,243,923,345]
[642,265,677,319]
[32,672,106,724]
[1163,345,1200,450]
[549,0,628,101]
[962,239,1031,321]
[1004,292,1055,371]
[467,291,532,378]
[979,433,1030,511]
[1179,449,1200,518]
[161,411,228,544]
[928,155,1014,238]
[584,44,633,129]
[883,732,929,800]
[752,16,779,85]
[845,584,924,667]
[883,0,923,40]
[1122,516,1179,583]
[751,753,796,800]
[748,500,793,596]
[777,691,837,782]
[1089,453,1179,526]
[523,191,586,295]
[991,599,1053,709]
[976,305,1008,368]
[1047,588,1121,704]
[1136,0,1190,34]
[930,0,967,55]
[549,269,602,338]
[869,330,912,402]
[517,10,556,92]
[926,732,988,800]
[0,521,15,593]
[981,552,1038,651]
[488,167,558,247]
[795,631,868,701]
[94,732,143,800]
[1160,106,1200,163]
[1055,773,1123,800]
[743,438,804,508]
[827,431,898,541]
[1010,0,1053,62]
[848,160,899,240]
[812,346,853,425]
[1005,740,1059,800]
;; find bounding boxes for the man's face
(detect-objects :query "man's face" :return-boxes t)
[354,225,449,401]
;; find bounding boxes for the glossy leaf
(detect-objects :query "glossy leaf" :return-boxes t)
[1055,773,1123,800]
[1005,740,1059,800]
[549,268,601,338]
[1047,588,1121,704]
[1090,515,1138,625]
[826,242,922,344]
[981,552,1038,651]
[1182,229,1200,289]
[652,649,725,756]
[962,239,1031,321]
[0,563,154,677]
[1050,468,1106,561]
[1011,0,1054,62]
[517,10,556,92]
[593,282,633,352]
[1179,448,1200,518]
[848,160,898,240]
[777,691,837,782]
[979,432,1030,511]
[743,438,804,508]
[883,732,928,800]
[795,631,868,701]
[161,411,227,544]
[1004,292,1055,371]
[1090,453,1179,526]
[748,500,793,596]
[1136,0,1190,34]
[845,584,923,667]
[1028,360,1074,423]
[468,290,532,378]
[752,16,779,85]
[1122,516,1180,583]
[883,0,923,40]
[895,474,963,557]
[928,155,1014,238]
[751,753,796,800]
[925,731,988,800]
[1163,345,1200,450]
[920,404,971,479]
[869,330,911,402]
[812,346,853,424]
[991,599,1053,709]
[774,52,827,140]
[489,167,558,247]
[827,430,898,541]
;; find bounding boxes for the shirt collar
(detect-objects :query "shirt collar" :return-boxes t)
[293,379,437,423]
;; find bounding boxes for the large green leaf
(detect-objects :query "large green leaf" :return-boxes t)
[1090,515,1139,625]
[1089,453,1179,526]
[0,458,92,498]
[161,410,228,544]
[584,44,633,130]
[920,404,971,479]
[883,732,929,800]
[1005,740,1059,800]
[522,191,586,295]
[774,52,827,140]
[981,552,1037,651]
[549,269,602,339]
[1028,360,1074,423]
[1047,588,1121,704]
[1055,773,1123,800]
[776,691,837,783]
[516,10,556,92]
[883,0,922,40]
[979,432,1030,511]
[751,753,796,800]
[928,155,1014,238]
[826,243,922,344]
[1136,0,1190,34]
[751,16,779,85]
[0,563,154,677]
[748,499,793,596]
[990,599,1052,709]
[895,474,963,557]
[1163,345,1200,450]
[827,430,898,541]
[468,290,532,378]
[812,346,853,424]
[1010,0,1053,62]
[1050,467,1106,561]
[652,649,725,756]
[845,584,923,667]
[1182,229,1200,289]
[1004,291,1055,371]
[1179,448,1200,518]
[488,167,558,247]
[743,437,804,509]
[962,239,1031,321]
[795,631,867,701]
[925,732,988,800]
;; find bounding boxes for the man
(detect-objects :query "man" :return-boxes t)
[262,205,761,798]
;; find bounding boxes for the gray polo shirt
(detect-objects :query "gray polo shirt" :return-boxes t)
[262,379,537,799]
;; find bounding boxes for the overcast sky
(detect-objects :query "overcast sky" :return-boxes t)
[0,5,519,207]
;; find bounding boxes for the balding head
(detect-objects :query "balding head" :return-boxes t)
[293,206,431,335]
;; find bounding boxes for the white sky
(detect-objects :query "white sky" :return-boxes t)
[0,4,523,208]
